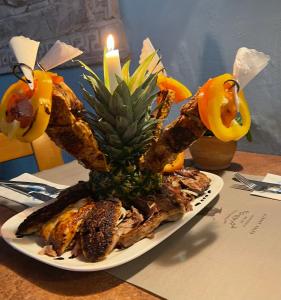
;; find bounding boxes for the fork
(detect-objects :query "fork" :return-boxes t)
[233,173,281,193]
[233,173,257,190]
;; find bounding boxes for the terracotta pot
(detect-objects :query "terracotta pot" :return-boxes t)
[189,136,237,170]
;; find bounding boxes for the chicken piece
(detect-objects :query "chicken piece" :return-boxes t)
[79,199,122,261]
[142,95,206,172]
[46,81,108,171]
[41,198,95,256]
[16,181,90,236]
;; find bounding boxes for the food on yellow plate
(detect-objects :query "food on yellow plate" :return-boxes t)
[163,151,185,173]
[157,74,192,103]
[0,70,52,142]
[197,73,251,142]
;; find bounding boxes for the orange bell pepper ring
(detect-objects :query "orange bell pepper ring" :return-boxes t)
[163,151,185,173]
[157,74,192,103]
[198,73,251,142]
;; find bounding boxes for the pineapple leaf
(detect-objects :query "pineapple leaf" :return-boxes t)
[122,120,138,142]
[128,52,156,93]
[91,99,116,126]
[115,115,130,133]
[121,59,131,84]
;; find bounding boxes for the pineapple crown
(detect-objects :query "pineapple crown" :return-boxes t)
[79,54,160,167]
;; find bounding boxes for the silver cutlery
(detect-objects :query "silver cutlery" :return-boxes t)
[0,181,64,201]
[233,173,281,194]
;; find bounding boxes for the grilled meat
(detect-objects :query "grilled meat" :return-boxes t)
[165,168,211,196]
[118,189,187,249]
[152,90,174,140]
[175,168,211,194]
[142,95,206,172]
[46,81,108,171]
[16,181,90,236]
[117,207,144,237]
[42,198,95,256]
[80,199,122,261]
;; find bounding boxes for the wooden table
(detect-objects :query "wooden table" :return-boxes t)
[0,151,280,300]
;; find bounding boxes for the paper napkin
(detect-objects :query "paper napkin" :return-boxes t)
[0,173,67,207]
[251,173,281,201]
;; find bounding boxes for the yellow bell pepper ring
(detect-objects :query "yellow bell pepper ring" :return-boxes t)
[162,151,185,173]
[207,74,251,142]
[0,70,53,142]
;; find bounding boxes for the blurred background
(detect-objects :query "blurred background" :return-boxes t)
[1,0,280,178]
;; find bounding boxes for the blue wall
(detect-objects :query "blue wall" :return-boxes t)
[1,0,281,178]
[119,0,281,155]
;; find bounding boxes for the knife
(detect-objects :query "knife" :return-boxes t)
[248,179,281,192]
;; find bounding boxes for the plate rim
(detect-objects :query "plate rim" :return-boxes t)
[1,171,224,272]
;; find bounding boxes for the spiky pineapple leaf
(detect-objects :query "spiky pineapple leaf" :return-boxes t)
[128,52,156,93]
[121,59,131,84]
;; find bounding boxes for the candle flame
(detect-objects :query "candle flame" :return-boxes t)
[107,34,114,51]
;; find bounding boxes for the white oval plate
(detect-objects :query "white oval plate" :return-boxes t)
[1,172,223,272]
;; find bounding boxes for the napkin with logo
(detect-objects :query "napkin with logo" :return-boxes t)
[251,173,281,201]
[0,173,67,208]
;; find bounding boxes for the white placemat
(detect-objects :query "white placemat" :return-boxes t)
[251,173,281,201]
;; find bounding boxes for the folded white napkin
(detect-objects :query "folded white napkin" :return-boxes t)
[0,173,68,207]
[251,173,281,201]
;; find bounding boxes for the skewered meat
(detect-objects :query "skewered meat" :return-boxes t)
[16,181,90,236]
[143,95,206,172]
[46,81,108,171]
[79,199,122,261]
[152,90,174,140]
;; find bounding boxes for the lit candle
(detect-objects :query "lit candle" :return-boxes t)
[105,34,122,93]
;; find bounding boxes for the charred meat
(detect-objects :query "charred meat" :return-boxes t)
[79,200,122,261]
[16,181,90,236]
[142,95,206,172]
[46,81,108,172]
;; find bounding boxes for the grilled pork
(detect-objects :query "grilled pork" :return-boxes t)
[143,95,206,172]
[46,81,108,171]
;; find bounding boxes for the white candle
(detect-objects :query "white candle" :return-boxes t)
[105,34,122,93]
